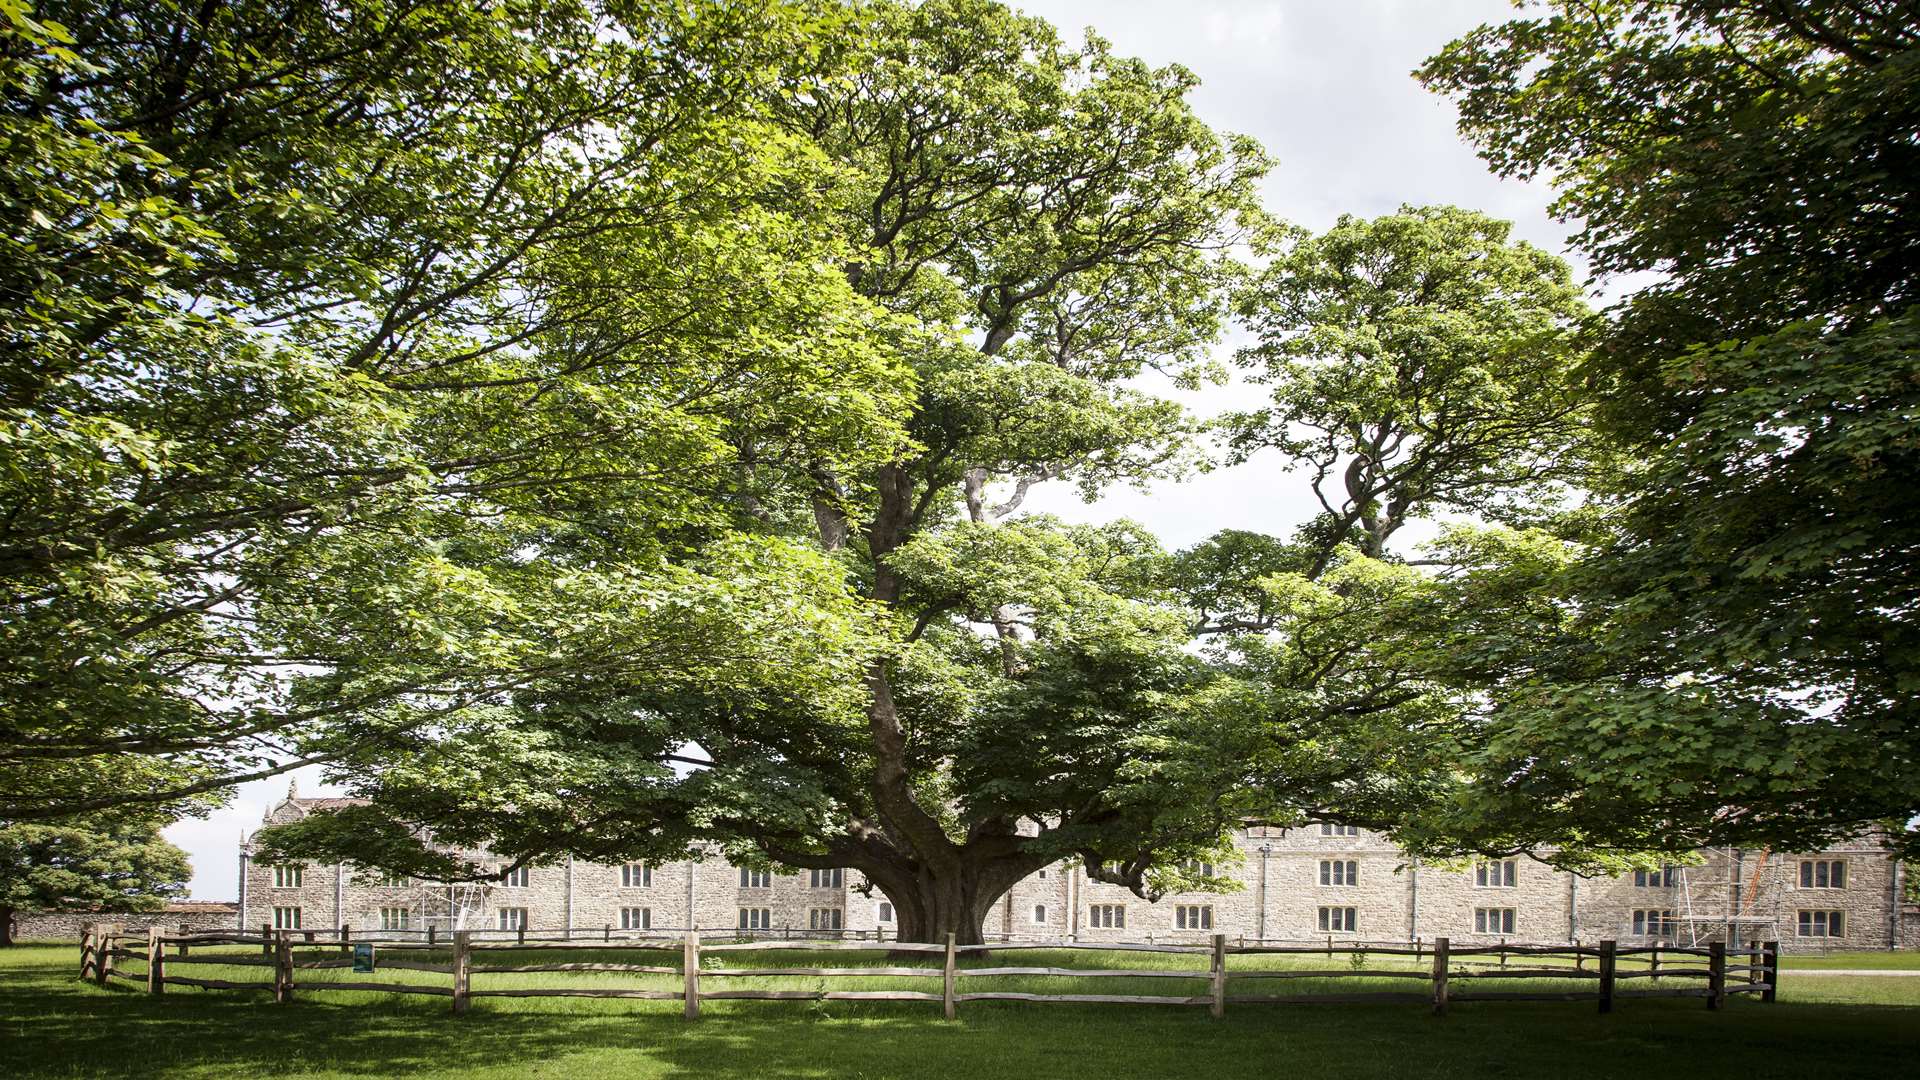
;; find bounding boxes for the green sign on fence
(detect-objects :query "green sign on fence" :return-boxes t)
[352,943,376,973]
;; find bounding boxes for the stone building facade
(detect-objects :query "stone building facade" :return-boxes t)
[240,792,1908,952]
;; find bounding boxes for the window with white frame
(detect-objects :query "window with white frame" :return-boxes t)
[622,863,651,888]
[1798,860,1846,889]
[1320,824,1359,837]
[1175,905,1213,930]
[1031,904,1048,925]
[501,866,529,888]
[809,868,844,889]
[497,907,527,931]
[621,906,651,930]
[1474,860,1518,888]
[1632,866,1676,888]
[1183,859,1215,878]
[1089,904,1125,929]
[1318,906,1357,933]
[1320,859,1358,886]
[272,865,303,888]
[877,902,894,923]
[376,870,408,888]
[1631,909,1674,936]
[379,907,410,931]
[739,907,771,930]
[810,908,843,931]
[1797,910,1845,938]
[272,906,302,929]
[1474,907,1516,934]
[738,868,771,889]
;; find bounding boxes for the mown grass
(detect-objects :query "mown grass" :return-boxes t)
[5,939,1917,1079]
[1778,950,1920,970]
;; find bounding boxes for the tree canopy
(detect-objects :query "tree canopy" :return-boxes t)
[1182,206,1619,867]
[0,810,190,945]
[1220,205,1598,581]
[0,0,910,821]
[1418,0,1920,857]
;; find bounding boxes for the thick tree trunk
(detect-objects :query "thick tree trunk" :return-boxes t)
[0,906,15,947]
[847,842,1046,948]
[887,870,1006,947]
[800,466,1052,949]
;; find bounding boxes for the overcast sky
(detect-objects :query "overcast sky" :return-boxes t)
[1014,0,1586,543]
[169,0,1591,900]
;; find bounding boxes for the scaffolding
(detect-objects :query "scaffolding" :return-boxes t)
[1672,847,1785,946]
[415,880,491,933]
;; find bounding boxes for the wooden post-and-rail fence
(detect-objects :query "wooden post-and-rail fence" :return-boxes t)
[78,925,1779,1019]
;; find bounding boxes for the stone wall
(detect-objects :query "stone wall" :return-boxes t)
[12,906,237,942]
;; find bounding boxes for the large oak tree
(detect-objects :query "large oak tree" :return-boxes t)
[260,0,1272,945]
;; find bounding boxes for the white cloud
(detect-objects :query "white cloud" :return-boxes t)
[1202,6,1286,48]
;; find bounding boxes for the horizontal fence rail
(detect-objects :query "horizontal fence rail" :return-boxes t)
[76,924,1779,1018]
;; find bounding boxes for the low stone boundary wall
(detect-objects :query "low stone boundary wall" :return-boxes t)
[14,909,234,942]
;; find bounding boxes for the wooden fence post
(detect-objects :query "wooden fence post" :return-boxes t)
[79,926,93,980]
[178,925,191,958]
[604,923,612,942]
[451,931,471,1014]
[943,932,957,1021]
[683,930,701,1019]
[97,925,116,986]
[1597,939,1616,1014]
[1748,939,1763,988]
[517,923,526,947]
[1210,933,1227,1019]
[147,927,166,995]
[340,923,351,954]
[1707,940,1725,1010]
[1430,937,1449,1016]
[261,922,273,956]
[274,930,294,1004]
[1761,941,1778,1004]
[428,924,436,947]
[1650,942,1661,982]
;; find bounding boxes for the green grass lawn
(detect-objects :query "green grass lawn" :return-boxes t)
[4,940,1917,1079]
[1778,950,1920,970]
